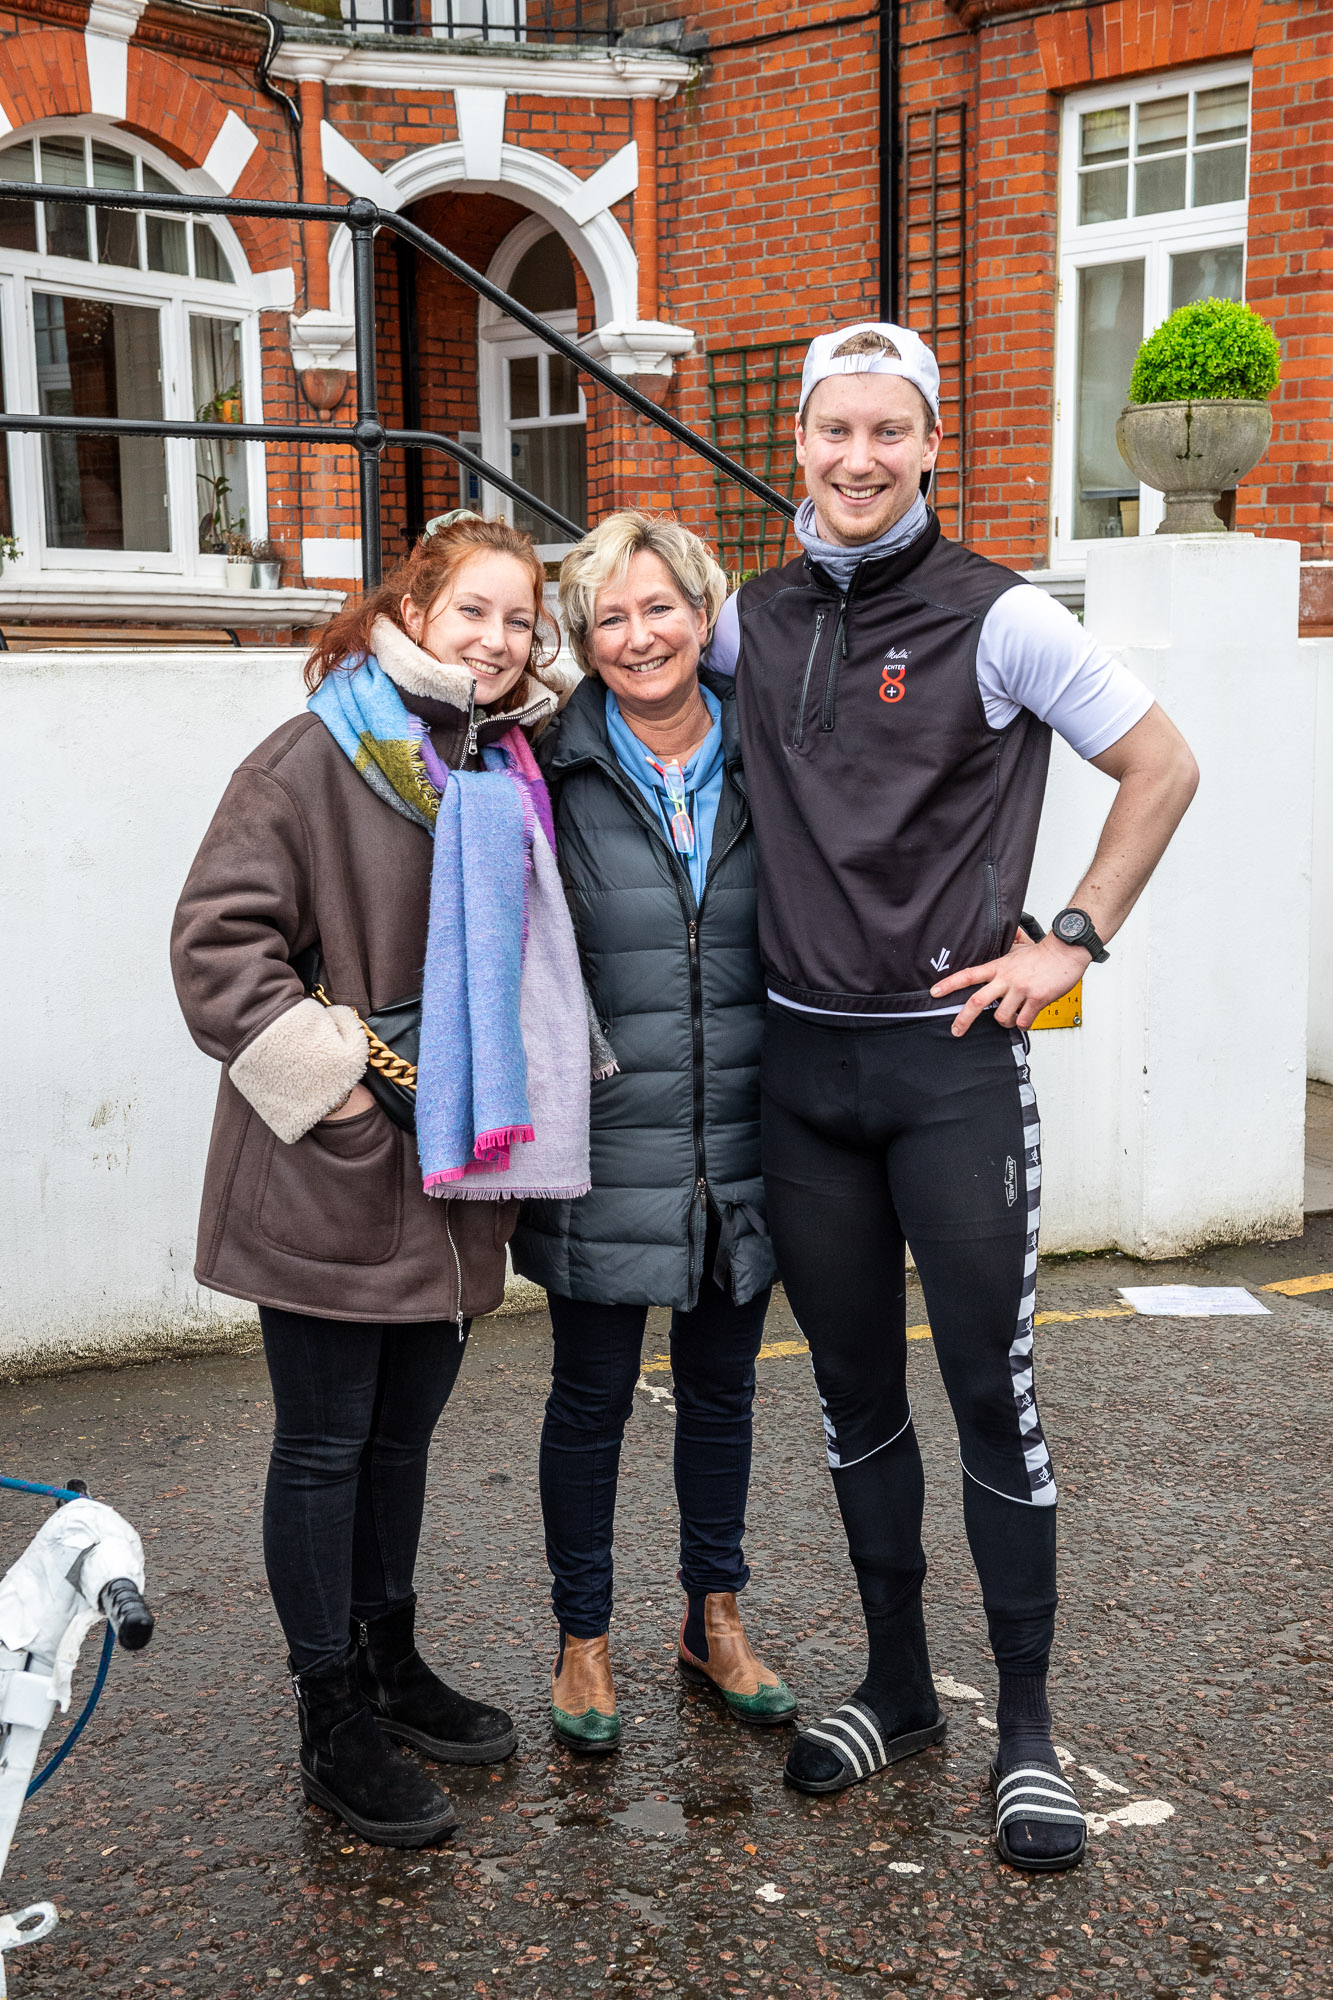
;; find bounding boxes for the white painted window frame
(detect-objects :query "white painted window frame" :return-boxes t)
[0,117,265,582]
[1049,59,1251,570]
[478,213,587,560]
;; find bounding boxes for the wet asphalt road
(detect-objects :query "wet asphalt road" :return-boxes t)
[1,1222,1331,2000]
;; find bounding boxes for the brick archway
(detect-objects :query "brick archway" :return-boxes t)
[0,29,286,272]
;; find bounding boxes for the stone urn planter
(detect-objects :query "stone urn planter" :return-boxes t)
[1116,398,1272,535]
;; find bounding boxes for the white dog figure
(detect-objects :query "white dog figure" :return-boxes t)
[0,1496,150,1994]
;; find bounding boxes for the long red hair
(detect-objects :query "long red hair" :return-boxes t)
[304,516,558,698]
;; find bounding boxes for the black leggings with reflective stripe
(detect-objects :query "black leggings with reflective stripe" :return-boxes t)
[760,1006,1058,1674]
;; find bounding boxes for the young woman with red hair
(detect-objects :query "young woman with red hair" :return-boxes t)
[172,515,588,1848]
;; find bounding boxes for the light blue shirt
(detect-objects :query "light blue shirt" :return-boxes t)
[604,684,725,908]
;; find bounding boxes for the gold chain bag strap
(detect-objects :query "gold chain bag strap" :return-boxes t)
[292,946,419,1133]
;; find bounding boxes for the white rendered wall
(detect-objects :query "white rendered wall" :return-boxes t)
[0,558,1321,1376]
[1027,535,1314,1256]
[0,651,307,1373]
[1307,638,1333,1086]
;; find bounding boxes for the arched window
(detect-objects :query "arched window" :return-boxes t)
[0,123,263,580]
[479,220,587,555]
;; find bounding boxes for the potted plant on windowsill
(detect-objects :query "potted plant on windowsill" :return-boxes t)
[224,529,254,589]
[250,538,283,590]
[1116,299,1281,534]
[0,534,20,577]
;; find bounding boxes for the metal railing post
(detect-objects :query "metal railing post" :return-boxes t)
[348,197,386,591]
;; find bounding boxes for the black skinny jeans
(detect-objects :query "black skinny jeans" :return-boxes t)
[259,1306,469,1674]
[540,1269,771,1638]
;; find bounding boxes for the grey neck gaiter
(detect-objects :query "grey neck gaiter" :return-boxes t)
[792,492,930,591]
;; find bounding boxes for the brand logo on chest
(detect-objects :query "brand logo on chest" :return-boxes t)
[880,647,910,704]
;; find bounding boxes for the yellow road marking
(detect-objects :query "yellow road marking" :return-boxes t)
[1262,1271,1333,1297]
[638,1276,1324,1379]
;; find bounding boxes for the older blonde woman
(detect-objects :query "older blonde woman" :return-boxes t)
[512,512,797,1752]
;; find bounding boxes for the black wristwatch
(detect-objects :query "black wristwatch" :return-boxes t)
[1050,907,1110,963]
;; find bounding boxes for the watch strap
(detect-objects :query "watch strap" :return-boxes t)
[1051,907,1110,963]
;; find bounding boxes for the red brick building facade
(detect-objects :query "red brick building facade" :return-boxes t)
[0,0,1325,638]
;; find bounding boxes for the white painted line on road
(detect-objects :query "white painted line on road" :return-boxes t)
[1087,1799,1175,1836]
[1081,1764,1131,1796]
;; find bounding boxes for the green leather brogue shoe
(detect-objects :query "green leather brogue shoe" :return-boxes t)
[676,1591,798,1727]
[551,1632,621,1754]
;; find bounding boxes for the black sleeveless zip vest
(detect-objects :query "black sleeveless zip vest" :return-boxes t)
[733,516,1052,1014]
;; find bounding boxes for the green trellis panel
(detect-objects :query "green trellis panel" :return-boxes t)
[705,340,805,580]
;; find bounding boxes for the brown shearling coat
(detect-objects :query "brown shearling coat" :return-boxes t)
[171,637,561,1324]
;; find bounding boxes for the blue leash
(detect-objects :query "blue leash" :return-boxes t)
[0,1473,118,1797]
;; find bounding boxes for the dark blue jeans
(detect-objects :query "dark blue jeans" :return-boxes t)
[540,1277,772,1638]
[259,1307,469,1673]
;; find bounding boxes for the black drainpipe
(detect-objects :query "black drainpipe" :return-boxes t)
[395,232,426,547]
[878,0,899,321]
[170,1,303,197]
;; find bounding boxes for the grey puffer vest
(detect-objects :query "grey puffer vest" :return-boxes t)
[510,670,774,1309]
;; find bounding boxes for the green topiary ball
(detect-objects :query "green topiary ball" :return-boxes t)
[1128,299,1281,405]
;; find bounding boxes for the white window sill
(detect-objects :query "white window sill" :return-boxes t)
[0,570,345,626]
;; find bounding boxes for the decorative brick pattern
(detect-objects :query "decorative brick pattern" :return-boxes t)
[0,0,1325,625]
[0,25,91,130]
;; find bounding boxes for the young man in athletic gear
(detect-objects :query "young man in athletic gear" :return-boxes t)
[707,323,1198,1873]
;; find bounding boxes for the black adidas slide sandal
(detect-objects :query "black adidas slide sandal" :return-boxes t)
[784,1698,947,1795]
[988,1757,1087,1873]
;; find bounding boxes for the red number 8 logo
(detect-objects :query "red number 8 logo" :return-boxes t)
[880,666,906,704]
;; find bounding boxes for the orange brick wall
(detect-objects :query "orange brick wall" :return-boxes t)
[0,0,1326,612]
[653,3,884,549]
[971,0,1332,561]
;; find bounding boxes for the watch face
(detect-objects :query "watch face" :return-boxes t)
[1054,910,1088,944]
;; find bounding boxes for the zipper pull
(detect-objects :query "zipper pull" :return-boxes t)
[687,919,698,956]
[696,1176,708,1207]
[457,1308,466,1344]
[465,686,478,760]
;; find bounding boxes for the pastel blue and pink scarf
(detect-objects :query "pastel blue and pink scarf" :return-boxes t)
[309,646,590,1200]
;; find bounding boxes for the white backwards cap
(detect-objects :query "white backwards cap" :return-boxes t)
[799,322,941,425]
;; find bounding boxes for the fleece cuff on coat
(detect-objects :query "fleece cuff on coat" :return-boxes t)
[228,998,368,1145]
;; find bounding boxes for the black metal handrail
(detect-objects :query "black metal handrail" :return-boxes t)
[335,0,617,42]
[0,178,796,592]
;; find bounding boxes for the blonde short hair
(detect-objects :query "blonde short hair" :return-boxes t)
[558,511,728,677]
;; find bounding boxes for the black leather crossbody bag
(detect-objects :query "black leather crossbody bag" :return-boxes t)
[291,946,420,1134]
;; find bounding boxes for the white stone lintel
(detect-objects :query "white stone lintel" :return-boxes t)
[579,319,694,381]
[271,41,691,101]
[564,140,637,228]
[319,121,405,213]
[84,30,129,119]
[454,87,506,182]
[202,111,260,196]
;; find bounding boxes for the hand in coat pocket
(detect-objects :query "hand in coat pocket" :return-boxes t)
[255,1107,404,1266]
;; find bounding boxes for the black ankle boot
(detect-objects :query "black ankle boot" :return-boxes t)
[353,1598,518,1765]
[293,1648,456,1848]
